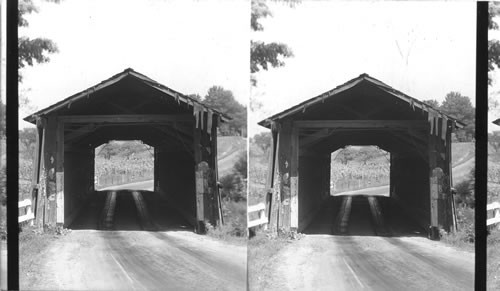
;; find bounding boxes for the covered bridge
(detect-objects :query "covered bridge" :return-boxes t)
[259,74,464,239]
[24,68,228,233]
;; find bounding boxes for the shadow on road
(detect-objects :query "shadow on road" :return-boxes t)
[303,195,426,238]
[70,190,193,232]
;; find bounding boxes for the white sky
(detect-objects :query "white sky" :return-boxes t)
[19,0,249,128]
[250,1,477,136]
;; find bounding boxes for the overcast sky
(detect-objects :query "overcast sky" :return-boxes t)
[250,1,476,136]
[19,0,249,128]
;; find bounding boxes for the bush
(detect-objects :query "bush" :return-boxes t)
[220,173,245,202]
[441,206,474,249]
[205,200,247,240]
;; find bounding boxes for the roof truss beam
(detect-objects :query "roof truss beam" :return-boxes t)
[293,120,428,129]
[59,114,193,124]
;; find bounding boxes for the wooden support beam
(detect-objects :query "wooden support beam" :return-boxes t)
[43,117,58,227]
[56,119,64,226]
[60,114,193,124]
[64,123,99,144]
[277,120,292,231]
[269,131,281,232]
[299,128,330,148]
[428,134,439,239]
[293,120,428,129]
[35,125,46,227]
[290,126,299,230]
[193,123,205,233]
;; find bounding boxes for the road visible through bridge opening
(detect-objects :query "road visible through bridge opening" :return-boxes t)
[303,146,426,237]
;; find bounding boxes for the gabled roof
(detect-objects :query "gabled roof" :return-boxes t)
[258,73,465,129]
[24,68,230,123]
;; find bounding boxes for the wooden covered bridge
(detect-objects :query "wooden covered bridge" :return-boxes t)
[259,74,464,239]
[24,68,228,233]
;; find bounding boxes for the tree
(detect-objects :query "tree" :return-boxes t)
[203,86,247,136]
[19,0,59,82]
[423,99,440,109]
[251,0,295,86]
[252,131,272,153]
[19,127,38,162]
[489,131,500,152]
[188,93,202,102]
[336,147,356,165]
[440,92,475,142]
[490,3,500,86]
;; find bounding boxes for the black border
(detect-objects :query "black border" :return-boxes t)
[477,2,488,291]
[6,0,19,289]
[1,2,491,290]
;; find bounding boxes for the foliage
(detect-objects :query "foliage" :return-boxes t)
[331,146,390,193]
[335,147,356,165]
[203,86,247,136]
[96,140,153,160]
[251,0,295,86]
[233,153,247,179]
[440,92,475,142]
[206,200,247,240]
[488,230,500,289]
[219,173,246,202]
[252,131,272,153]
[19,127,38,161]
[187,93,202,102]
[220,152,247,202]
[422,99,440,108]
[490,2,500,85]
[18,0,59,81]
[441,206,474,249]
[490,131,500,153]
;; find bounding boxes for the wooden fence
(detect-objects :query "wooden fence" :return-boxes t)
[247,202,268,229]
[18,199,34,225]
[488,201,500,229]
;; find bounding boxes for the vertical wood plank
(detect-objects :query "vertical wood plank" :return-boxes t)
[290,126,299,230]
[278,120,292,231]
[193,113,207,233]
[55,119,64,226]
[44,116,58,227]
[211,117,223,225]
[35,124,46,227]
[428,132,439,239]
[269,131,281,232]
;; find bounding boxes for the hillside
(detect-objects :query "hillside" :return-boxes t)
[217,136,247,177]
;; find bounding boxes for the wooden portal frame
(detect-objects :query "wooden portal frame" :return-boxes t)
[26,69,226,233]
[260,74,460,237]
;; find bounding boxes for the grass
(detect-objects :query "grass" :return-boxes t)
[205,200,247,244]
[19,225,69,282]
[248,231,296,290]
[488,230,500,290]
[440,206,475,252]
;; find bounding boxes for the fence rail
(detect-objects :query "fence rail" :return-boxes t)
[488,201,500,228]
[19,199,34,224]
[248,202,268,228]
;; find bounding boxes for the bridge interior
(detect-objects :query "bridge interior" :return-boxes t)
[25,69,224,233]
[260,74,459,238]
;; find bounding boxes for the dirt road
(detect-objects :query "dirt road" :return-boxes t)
[252,196,474,290]
[20,191,246,290]
[273,235,473,291]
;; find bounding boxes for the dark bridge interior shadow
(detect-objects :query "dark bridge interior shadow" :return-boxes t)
[69,190,193,232]
[303,195,427,238]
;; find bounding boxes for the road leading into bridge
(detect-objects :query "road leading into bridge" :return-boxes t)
[254,195,474,290]
[20,190,246,290]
